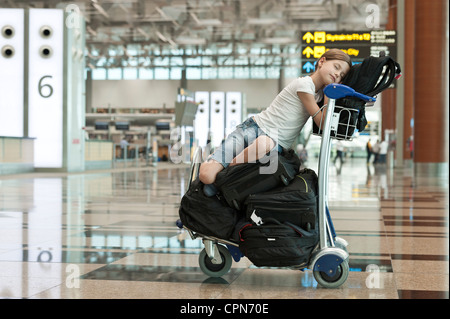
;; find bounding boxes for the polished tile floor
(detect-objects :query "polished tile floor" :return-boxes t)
[0,158,448,300]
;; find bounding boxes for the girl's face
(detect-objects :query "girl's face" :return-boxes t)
[317,57,350,85]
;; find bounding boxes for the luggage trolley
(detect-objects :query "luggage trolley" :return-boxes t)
[177,84,376,288]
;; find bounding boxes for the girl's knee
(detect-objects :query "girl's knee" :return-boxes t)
[199,169,214,185]
[199,161,223,184]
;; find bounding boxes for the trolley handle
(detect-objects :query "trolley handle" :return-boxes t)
[324,84,376,104]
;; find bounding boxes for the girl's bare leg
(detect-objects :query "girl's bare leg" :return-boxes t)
[198,135,275,185]
[198,159,224,185]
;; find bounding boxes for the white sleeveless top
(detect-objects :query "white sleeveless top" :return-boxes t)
[254,76,323,149]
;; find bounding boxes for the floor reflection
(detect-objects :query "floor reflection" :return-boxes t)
[0,159,448,299]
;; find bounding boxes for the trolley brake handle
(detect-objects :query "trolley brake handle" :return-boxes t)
[324,84,376,103]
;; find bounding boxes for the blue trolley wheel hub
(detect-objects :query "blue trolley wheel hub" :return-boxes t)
[313,254,344,277]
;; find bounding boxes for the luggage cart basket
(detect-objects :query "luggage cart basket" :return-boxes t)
[177,84,376,288]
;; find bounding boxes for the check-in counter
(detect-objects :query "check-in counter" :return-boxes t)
[0,137,35,175]
[84,140,114,170]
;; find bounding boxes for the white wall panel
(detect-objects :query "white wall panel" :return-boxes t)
[209,91,225,148]
[225,92,242,136]
[194,91,210,148]
[0,9,24,137]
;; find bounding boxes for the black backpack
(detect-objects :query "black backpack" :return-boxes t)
[337,54,402,132]
[179,179,241,239]
[238,218,319,268]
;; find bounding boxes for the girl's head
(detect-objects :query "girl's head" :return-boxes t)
[314,49,352,84]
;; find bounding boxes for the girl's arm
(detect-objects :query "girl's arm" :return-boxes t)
[297,92,328,129]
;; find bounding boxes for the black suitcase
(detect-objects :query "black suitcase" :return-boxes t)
[244,168,319,231]
[215,149,300,210]
[179,179,241,239]
[238,217,318,267]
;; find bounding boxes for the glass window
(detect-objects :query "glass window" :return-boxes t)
[266,66,280,79]
[217,45,232,55]
[123,68,137,80]
[186,67,201,79]
[170,56,183,67]
[127,58,138,67]
[170,48,183,55]
[218,67,233,79]
[107,68,122,80]
[250,67,266,79]
[92,68,106,80]
[250,47,261,55]
[253,56,266,66]
[271,45,281,54]
[170,67,182,80]
[154,56,169,66]
[202,67,217,79]
[234,56,248,66]
[186,57,201,66]
[139,68,153,80]
[285,67,300,79]
[96,57,107,67]
[234,67,249,79]
[201,56,213,67]
[154,67,169,79]
[126,47,138,56]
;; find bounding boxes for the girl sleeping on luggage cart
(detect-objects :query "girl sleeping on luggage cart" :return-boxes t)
[198,49,352,196]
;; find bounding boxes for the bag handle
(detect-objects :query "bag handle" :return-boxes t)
[261,217,282,225]
[367,58,402,97]
[239,216,283,241]
[285,221,313,237]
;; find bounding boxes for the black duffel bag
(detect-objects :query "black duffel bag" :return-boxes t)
[244,168,318,231]
[179,178,241,239]
[215,148,301,210]
[238,218,318,268]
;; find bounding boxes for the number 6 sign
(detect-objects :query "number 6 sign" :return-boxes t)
[38,75,54,98]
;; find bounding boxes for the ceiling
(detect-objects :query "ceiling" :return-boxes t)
[1,0,390,69]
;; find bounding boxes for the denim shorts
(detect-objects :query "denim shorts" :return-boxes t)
[208,117,281,168]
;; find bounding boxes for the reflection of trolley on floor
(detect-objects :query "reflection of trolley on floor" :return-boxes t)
[176,84,376,288]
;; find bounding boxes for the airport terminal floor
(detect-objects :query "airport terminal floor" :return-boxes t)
[0,158,448,300]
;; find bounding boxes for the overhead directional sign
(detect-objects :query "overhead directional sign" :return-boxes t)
[301,30,397,68]
[302,61,315,73]
[302,31,372,45]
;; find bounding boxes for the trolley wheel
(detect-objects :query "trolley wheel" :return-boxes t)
[280,174,289,186]
[199,245,232,278]
[334,237,349,254]
[313,259,349,289]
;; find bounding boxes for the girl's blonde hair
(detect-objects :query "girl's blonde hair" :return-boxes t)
[314,48,352,71]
